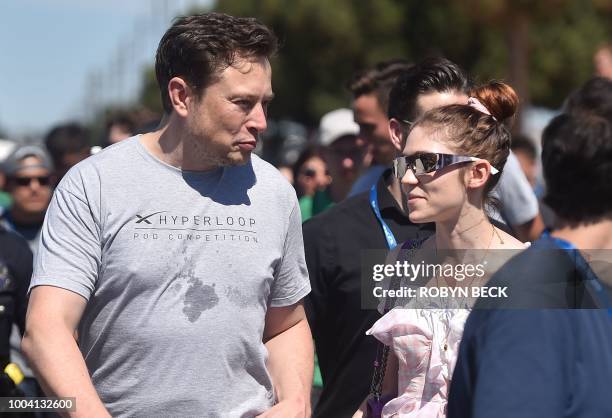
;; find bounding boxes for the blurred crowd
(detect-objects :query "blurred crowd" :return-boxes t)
[0,33,611,417]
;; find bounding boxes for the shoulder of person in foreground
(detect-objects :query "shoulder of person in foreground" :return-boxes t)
[450,306,584,418]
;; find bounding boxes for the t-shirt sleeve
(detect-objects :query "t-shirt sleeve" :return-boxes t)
[30,184,102,301]
[469,310,568,418]
[496,152,539,226]
[269,200,311,307]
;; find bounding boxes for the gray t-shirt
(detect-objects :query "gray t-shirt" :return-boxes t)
[30,136,310,418]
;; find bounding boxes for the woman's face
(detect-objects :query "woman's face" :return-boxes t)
[296,156,331,197]
[400,125,469,223]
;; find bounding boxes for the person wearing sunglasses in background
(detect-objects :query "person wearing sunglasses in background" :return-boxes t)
[0,144,54,403]
[293,146,334,222]
[0,144,54,255]
[355,81,528,418]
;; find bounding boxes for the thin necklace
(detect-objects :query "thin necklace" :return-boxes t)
[436,224,503,351]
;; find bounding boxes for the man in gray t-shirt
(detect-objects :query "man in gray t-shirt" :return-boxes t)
[23,13,312,418]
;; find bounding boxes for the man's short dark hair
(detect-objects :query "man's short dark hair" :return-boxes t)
[511,134,537,161]
[348,59,413,114]
[387,57,471,122]
[563,77,612,122]
[44,123,90,166]
[542,105,612,223]
[155,12,278,114]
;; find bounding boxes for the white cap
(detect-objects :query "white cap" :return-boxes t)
[0,139,17,163]
[318,108,359,146]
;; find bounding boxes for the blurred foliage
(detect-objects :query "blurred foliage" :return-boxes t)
[139,67,164,116]
[135,0,612,125]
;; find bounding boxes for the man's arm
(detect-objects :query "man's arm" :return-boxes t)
[257,301,313,418]
[22,286,110,418]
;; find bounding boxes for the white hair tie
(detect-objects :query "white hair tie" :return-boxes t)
[468,97,497,121]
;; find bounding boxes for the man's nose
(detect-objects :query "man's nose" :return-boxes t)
[248,103,267,133]
[29,178,42,191]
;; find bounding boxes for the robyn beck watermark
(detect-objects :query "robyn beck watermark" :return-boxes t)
[360,249,612,310]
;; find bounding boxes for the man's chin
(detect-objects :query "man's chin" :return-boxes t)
[225,152,252,167]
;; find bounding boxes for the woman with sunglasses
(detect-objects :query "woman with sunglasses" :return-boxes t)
[355,81,528,418]
[292,146,333,221]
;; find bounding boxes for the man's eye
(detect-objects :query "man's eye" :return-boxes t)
[234,100,254,110]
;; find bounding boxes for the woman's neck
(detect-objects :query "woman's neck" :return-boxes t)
[434,205,493,250]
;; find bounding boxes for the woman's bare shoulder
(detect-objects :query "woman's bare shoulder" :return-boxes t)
[492,227,531,250]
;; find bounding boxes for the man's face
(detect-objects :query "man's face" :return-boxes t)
[326,135,365,182]
[594,48,612,80]
[186,56,273,168]
[353,93,396,166]
[7,156,53,216]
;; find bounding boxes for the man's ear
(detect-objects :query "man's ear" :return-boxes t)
[168,77,192,117]
[389,118,404,152]
[466,160,492,189]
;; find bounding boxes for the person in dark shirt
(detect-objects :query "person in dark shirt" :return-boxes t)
[0,220,33,393]
[448,77,612,418]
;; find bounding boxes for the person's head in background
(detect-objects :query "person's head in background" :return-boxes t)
[510,134,538,188]
[594,43,612,80]
[349,59,413,167]
[318,108,363,201]
[293,146,331,198]
[543,78,612,233]
[387,57,471,152]
[104,112,136,146]
[563,77,612,121]
[44,123,91,181]
[394,81,517,227]
[1,145,54,224]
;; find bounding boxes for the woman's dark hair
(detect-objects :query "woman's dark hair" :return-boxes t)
[155,12,277,114]
[388,57,471,122]
[542,112,612,223]
[292,146,329,197]
[413,81,519,202]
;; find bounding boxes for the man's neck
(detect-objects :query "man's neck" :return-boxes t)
[8,209,44,226]
[141,115,220,172]
[385,172,405,212]
[552,218,612,249]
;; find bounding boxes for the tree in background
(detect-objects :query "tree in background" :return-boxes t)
[133,0,612,128]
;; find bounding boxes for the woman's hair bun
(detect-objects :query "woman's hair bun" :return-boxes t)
[471,81,519,123]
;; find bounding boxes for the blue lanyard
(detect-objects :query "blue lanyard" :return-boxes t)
[542,231,612,317]
[369,184,397,250]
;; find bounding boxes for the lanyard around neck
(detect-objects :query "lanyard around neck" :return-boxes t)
[542,231,612,317]
[369,184,397,250]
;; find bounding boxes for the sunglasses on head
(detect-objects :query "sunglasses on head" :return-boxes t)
[393,152,499,178]
[11,176,52,187]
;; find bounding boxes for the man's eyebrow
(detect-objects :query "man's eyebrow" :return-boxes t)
[231,93,275,101]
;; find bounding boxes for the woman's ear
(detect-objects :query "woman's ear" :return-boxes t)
[389,119,405,152]
[466,160,492,189]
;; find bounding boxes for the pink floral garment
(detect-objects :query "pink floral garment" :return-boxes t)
[366,309,469,418]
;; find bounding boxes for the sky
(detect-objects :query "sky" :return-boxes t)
[0,0,213,139]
